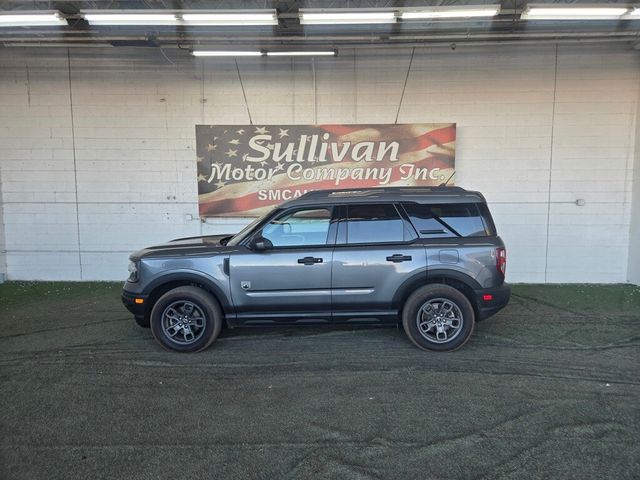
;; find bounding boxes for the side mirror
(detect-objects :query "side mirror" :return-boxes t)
[250,237,272,251]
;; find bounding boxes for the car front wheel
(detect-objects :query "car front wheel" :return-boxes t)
[150,286,223,352]
[402,284,475,352]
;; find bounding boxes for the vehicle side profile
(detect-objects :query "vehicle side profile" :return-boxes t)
[122,186,510,352]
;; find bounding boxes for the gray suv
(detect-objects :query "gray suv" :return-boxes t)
[122,186,510,352]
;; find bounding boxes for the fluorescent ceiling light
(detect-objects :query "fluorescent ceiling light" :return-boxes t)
[627,7,640,17]
[192,51,263,57]
[84,13,178,25]
[192,50,337,58]
[0,12,67,27]
[300,10,396,25]
[521,5,630,20]
[182,11,277,26]
[400,5,500,20]
[82,9,277,26]
[3,42,111,47]
[266,51,336,56]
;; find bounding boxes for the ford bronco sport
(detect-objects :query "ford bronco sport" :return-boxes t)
[122,186,510,352]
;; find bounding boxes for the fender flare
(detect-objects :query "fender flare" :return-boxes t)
[142,271,232,314]
[392,269,481,309]
[426,269,482,289]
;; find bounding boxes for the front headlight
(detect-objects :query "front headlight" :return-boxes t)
[127,260,139,282]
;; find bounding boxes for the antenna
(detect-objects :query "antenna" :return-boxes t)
[439,170,456,187]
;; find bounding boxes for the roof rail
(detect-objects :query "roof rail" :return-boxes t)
[297,185,467,199]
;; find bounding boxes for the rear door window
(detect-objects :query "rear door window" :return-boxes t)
[345,204,411,244]
[402,202,495,238]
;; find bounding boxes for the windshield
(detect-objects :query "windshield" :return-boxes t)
[226,208,278,246]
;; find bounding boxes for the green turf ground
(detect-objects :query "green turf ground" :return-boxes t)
[0,282,639,480]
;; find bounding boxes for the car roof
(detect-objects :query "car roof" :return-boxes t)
[280,186,486,208]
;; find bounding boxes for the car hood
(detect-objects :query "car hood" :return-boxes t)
[130,234,234,260]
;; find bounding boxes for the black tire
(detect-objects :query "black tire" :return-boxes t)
[402,284,475,352]
[150,286,223,353]
[134,315,150,328]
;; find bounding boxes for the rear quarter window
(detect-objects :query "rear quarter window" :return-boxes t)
[402,202,496,238]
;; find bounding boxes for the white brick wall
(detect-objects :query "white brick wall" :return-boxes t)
[0,44,638,283]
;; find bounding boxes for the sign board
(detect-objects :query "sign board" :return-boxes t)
[196,123,455,217]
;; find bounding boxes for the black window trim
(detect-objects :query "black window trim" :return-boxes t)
[242,204,339,250]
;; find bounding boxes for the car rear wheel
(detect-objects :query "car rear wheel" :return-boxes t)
[150,286,223,352]
[402,284,475,352]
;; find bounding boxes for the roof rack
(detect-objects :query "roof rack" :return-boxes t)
[284,186,485,206]
[298,185,466,199]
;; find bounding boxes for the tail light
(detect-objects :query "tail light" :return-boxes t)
[496,247,506,277]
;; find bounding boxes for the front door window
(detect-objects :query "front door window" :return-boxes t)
[261,208,332,247]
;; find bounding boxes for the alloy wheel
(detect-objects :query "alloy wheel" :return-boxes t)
[416,298,464,344]
[161,300,207,345]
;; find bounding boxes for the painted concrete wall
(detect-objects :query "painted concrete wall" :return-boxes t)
[0,44,638,282]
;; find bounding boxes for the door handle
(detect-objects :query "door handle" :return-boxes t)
[297,256,323,265]
[386,254,412,263]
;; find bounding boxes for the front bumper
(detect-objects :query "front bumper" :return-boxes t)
[121,289,148,318]
[473,283,511,321]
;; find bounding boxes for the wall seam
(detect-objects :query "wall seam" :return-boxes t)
[353,49,357,123]
[312,57,317,124]
[201,61,205,124]
[291,57,295,122]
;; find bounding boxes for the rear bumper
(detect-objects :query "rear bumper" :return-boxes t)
[473,283,511,321]
[121,290,148,318]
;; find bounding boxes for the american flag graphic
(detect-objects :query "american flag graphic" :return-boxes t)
[196,123,455,217]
